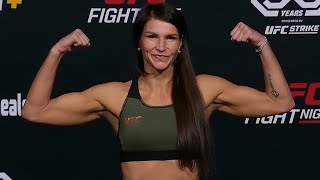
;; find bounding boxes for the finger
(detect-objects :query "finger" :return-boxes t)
[82,33,90,44]
[71,29,84,46]
[74,30,88,46]
[76,29,90,44]
[241,31,251,42]
[75,31,89,46]
[238,26,250,42]
[80,34,90,46]
[231,29,239,41]
[78,32,89,46]
[230,22,242,36]
[72,35,84,46]
[245,30,254,42]
[232,24,245,41]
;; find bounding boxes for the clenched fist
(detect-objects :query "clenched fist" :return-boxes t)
[230,22,266,48]
[51,29,91,54]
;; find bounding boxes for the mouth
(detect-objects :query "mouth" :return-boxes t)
[152,54,169,61]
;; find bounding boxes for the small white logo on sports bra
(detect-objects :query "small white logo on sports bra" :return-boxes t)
[124,116,142,126]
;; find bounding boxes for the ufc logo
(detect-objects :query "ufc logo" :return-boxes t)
[105,0,166,5]
[251,0,320,17]
[124,116,142,126]
[265,25,289,34]
[290,83,320,105]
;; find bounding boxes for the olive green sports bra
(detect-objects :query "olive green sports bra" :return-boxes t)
[118,77,179,162]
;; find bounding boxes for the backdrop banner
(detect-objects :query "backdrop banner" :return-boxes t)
[0,0,319,180]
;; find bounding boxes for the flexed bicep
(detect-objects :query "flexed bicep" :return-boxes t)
[197,74,293,117]
[216,84,280,117]
[22,87,104,125]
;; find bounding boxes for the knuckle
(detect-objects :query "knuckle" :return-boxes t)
[71,34,78,41]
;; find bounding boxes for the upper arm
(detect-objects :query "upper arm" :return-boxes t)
[22,82,125,126]
[39,90,104,125]
[197,74,286,117]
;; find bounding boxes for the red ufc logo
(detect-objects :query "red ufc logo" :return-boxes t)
[290,83,320,105]
[105,0,165,5]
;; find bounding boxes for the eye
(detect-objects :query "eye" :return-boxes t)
[166,36,178,41]
[146,34,157,39]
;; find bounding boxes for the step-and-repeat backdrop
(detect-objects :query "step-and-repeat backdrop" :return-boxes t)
[1,0,319,180]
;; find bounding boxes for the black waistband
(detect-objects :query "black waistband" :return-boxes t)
[120,150,180,162]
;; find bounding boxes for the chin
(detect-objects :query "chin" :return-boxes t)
[152,65,171,72]
[152,60,174,70]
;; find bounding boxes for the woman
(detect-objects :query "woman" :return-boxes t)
[22,2,295,180]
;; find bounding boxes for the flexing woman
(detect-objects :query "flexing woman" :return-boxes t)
[22,3,294,180]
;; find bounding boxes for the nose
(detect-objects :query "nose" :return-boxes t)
[156,38,166,51]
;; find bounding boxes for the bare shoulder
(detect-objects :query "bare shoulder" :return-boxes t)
[82,80,132,115]
[196,74,234,91]
[196,74,223,83]
[196,74,235,107]
[84,81,131,95]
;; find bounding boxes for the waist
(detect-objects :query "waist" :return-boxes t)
[121,160,199,180]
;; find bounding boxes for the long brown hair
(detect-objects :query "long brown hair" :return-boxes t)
[133,3,212,174]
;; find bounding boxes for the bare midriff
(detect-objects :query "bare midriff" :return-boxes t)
[121,160,198,180]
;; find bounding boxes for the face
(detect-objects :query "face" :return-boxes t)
[139,18,182,73]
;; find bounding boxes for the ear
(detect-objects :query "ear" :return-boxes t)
[178,40,182,50]
[138,39,142,50]
[178,41,182,53]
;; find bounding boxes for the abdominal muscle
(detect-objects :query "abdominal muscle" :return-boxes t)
[121,160,199,180]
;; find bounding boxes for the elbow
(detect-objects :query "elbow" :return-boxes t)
[286,97,296,111]
[277,98,295,114]
[289,99,296,110]
[21,105,41,123]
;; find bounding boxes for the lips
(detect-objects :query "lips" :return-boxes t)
[152,54,169,61]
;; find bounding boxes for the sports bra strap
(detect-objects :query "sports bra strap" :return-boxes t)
[127,76,140,99]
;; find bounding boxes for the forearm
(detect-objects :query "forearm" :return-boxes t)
[24,48,64,109]
[259,42,293,105]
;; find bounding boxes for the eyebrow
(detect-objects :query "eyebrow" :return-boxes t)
[144,31,179,37]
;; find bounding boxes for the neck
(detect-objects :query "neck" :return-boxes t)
[141,73,173,88]
[138,75,173,106]
[142,62,174,83]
